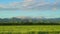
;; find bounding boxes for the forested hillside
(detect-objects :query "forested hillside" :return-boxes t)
[0,17,60,25]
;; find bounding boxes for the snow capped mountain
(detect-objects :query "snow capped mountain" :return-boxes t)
[15,16,46,19]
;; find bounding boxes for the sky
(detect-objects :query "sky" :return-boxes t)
[0,0,60,18]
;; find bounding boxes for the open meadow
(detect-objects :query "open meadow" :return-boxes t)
[0,25,60,34]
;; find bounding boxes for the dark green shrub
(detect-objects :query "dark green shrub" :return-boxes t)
[37,31,48,34]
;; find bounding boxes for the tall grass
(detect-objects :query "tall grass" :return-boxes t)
[0,31,60,34]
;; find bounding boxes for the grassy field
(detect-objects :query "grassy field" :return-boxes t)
[0,25,60,34]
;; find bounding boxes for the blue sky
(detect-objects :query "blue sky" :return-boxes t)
[0,0,60,18]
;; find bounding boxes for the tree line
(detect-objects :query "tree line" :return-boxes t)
[0,17,60,25]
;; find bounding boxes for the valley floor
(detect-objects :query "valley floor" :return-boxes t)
[0,25,60,34]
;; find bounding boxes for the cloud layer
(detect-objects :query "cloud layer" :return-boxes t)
[0,0,60,10]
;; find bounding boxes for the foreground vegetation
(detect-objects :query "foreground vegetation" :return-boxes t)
[0,25,60,34]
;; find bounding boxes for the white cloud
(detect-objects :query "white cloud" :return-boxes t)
[0,0,59,10]
[24,0,33,2]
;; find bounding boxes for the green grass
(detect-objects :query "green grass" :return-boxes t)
[0,25,60,32]
[0,25,60,34]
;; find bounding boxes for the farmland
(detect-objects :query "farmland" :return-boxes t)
[0,25,60,34]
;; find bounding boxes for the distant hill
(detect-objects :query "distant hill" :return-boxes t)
[0,17,60,25]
